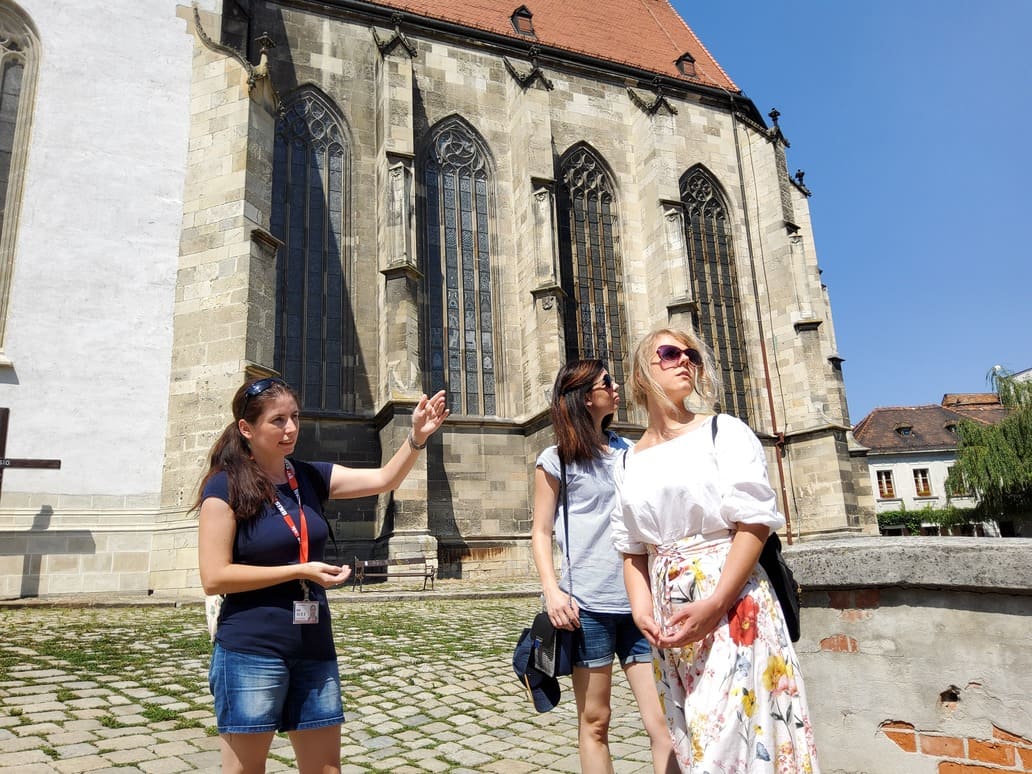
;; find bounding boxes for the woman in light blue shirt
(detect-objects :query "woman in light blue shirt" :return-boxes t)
[531,360,676,774]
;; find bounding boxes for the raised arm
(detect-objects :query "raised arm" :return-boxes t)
[328,390,449,499]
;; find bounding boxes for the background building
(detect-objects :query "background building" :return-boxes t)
[0,0,874,598]
[853,394,1010,535]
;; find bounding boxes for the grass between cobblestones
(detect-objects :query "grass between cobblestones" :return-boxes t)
[0,596,656,772]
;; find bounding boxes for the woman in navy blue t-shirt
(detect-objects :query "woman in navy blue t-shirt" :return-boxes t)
[196,376,448,773]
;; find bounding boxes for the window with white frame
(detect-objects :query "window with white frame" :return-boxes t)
[877,470,895,499]
[913,468,932,497]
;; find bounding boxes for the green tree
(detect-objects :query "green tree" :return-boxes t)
[948,367,1032,519]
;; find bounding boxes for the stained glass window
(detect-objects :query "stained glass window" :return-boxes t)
[423,118,496,416]
[680,166,749,422]
[271,89,354,412]
[557,145,628,413]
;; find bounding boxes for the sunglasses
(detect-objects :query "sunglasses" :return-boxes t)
[241,377,288,414]
[656,345,703,366]
[592,373,614,391]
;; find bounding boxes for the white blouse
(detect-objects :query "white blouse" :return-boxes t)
[611,414,785,554]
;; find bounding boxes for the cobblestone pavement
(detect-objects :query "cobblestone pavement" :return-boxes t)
[0,581,656,773]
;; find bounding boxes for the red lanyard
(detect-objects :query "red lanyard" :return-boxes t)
[272,460,308,563]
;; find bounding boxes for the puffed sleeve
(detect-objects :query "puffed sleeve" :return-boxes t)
[716,416,786,532]
[610,451,647,554]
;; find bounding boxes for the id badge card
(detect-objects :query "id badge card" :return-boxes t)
[293,600,319,625]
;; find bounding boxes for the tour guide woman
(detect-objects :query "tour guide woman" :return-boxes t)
[196,376,448,773]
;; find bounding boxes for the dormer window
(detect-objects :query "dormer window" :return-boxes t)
[675,52,696,77]
[511,6,535,36]
[895,425,913,437]
[945,423,957,434]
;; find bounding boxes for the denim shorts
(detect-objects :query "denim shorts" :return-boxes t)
[208,644,344,733]
[575,609,652,669]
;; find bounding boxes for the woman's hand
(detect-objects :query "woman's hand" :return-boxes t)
[656,595,725,648]
[411,390,450,446]
[632,610,664,648]
[543,588,580,630]
[300,562,352,589]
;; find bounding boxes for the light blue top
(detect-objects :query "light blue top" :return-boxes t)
[536,431,632,613]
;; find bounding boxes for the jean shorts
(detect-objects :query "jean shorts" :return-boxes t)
[209,644,345,733]
[575,609,652,669]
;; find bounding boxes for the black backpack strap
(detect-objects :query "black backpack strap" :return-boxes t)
[559,456,573,600]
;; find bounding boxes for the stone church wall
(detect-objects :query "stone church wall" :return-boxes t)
[0,0,875,597]
[153,1,875,586]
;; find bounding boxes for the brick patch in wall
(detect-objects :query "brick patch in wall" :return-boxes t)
[939,764,1018,774]
[881,722,1032,772]
[819,634,858,653]
[880,721,917,753]
[969,739,1016,766]
[920,736,965,758]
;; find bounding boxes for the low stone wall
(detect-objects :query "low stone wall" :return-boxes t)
[788,537,1032,774]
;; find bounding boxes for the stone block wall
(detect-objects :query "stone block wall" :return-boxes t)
[152,5,281,593]
[143,3,874,591]
[790,537,1032,774]
[0,521,151,599]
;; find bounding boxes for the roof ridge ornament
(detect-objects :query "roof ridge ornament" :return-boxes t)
[503,49,554,91]
[627,79,677,116]
[793,169,812,197]
[766,107,791,146]
[372,14,417,58]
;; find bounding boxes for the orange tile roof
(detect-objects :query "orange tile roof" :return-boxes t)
[365,0,739,92]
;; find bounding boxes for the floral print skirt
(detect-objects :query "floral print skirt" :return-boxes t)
[647,536,820,773]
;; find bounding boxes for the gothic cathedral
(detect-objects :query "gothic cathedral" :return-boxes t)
[0,0,874,598]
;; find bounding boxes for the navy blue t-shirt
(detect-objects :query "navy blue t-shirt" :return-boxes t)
[203,459,337,660]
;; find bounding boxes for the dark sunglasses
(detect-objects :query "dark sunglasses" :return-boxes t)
[241,377,288,414]
[592,373,614,391]
[656,345,703,366]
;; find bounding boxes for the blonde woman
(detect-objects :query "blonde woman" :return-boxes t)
[611,329,820,772]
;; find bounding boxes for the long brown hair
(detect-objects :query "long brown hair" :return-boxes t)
[192,377,301,520]
[550,359,612,465]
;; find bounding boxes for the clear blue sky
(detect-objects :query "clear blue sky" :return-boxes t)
[672,0,1032,423]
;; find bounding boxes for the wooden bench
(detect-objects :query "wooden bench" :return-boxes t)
[352,556,436,592]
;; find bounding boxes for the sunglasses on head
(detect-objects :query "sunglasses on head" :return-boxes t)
[562,371,613,395]
[656,344,703,366]
[241,377,288,414]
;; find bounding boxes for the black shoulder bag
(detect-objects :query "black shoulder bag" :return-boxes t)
[711,416,801,642]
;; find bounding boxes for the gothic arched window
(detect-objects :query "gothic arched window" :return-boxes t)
[271,88,354,412]
[422,117,496,416]
[557,144,629,402]
[0,3,38,357]
[680,166,749,421]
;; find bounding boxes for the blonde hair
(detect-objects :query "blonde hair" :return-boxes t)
[630,327,722,414]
